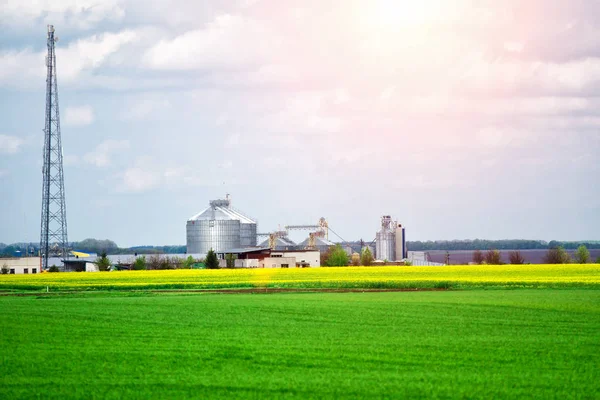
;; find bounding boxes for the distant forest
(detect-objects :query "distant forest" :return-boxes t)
[405,240,600,251]
[0,239,600,257]
[1,238,599,257]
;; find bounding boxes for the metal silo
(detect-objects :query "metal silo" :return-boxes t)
[375,215,396,261]
[186,196,257,254]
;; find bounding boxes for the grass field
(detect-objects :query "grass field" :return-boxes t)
[1,264,599,292]
[0,290,599,399]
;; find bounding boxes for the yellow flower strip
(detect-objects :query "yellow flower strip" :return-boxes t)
[0,264,598,291]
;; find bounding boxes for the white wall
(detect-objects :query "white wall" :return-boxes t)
[0,257,41,274]
[260,257,297,268]
[235,259,259,268]
[271,251,321,267]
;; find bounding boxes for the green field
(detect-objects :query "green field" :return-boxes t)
[1,290,599,399]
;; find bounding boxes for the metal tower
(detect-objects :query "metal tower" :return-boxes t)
[40,25,68,269]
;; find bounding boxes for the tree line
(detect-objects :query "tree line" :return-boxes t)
[470,245,597,265]
[407,240,600,251]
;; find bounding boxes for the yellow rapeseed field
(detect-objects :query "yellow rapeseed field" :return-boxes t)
[0,264,599,291]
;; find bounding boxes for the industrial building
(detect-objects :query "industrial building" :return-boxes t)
[216,248,320,268]
[375,216,407,261]
[186,195,257,254]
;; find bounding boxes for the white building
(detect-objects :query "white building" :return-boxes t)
[0,257,41,274]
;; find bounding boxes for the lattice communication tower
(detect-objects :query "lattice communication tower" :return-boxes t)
[40,25,68,269]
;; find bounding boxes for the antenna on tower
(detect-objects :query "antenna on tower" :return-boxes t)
[40,24,68,270]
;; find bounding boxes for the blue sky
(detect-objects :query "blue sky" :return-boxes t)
[0,0,599,246]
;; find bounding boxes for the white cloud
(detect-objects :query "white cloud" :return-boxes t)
[120,166,160,192]
[0,30,138,89]
[122,96,171,120]
[64,105,95,126]
[84,139,130,167]
[0,134,24,154]
[57,30,139,82]
[0,49,44,87]
[504,41,525,53]
[379,86,396,101]
[0,0,125,30]
[63,154,80,166]
[143,14,281,70]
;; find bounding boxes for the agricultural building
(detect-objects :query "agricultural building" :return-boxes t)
[217,248,320,268]
[375,216,407,261]
[187,195,257,254]
[0,257,41,274]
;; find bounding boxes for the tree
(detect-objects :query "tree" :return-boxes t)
[181,255,195,269]
[205,249,219,269]
[472,250,484,264]
[360,247,374,266]
[132,256,147,270]
[574,245,590,264]
[485,249,502,265]
[225,253,236,268]
[351,253,360,266]
[326,245,349,267]
[1,263,8,274]
[508,251,525,264]
[157,256,175,270]
[48,265,60,272]
[320,247,332,266]
[544,247,571,264]
[147,254,162,270]
[94,251,112,271]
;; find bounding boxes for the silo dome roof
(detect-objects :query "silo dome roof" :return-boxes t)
[188,198,256,224]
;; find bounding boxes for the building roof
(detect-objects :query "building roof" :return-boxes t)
[271,249,319,253]
[297,237,336,247]
[188,202,256,224]
[258,237,297,249]
[216,247,271,255]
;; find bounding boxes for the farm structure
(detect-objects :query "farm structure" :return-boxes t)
[0,257,41,274]
[375,216,407,261]
[216,248,320,268]
[186,195,257,254]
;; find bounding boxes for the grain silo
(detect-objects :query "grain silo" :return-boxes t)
[375,215,396,261]
[375,216,407,261]
[186,195,257,254]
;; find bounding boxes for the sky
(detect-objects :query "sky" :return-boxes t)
[0,0,599,247]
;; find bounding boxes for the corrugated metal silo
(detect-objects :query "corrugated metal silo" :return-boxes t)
[375,215,396,261]
[186,196,257,254]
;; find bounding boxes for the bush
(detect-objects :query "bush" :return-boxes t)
[1,263,9,274]
[544,247,571,264]
[132,256,147,270]
[147,254,164,270]
[472,250,484,264]
[360,247,374,266]
[157,256,175,270]
[320,247,332,266]
[326,244,349,267]
[485,249,502,265]
[205,249,219,269]
[225,253,236,268]
[509,251,525,264]
[180,255,195,269]
[574,245,590,264]
[48,265,60,272]
[351,253,360,266]
[94,252,112,271]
